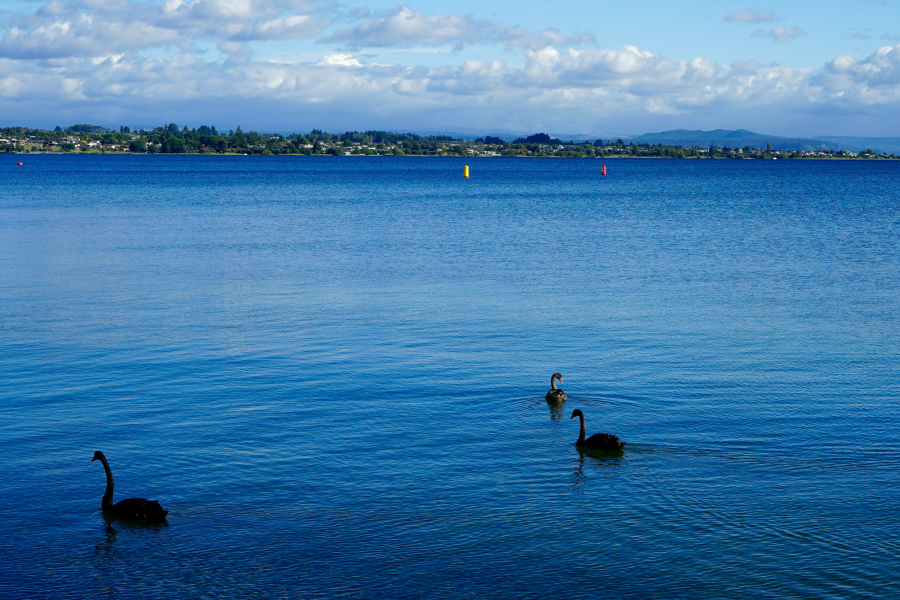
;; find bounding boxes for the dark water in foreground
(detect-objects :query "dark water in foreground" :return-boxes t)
[1,155,899,599]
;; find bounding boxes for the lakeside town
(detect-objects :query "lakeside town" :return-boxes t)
[1,124,897,159]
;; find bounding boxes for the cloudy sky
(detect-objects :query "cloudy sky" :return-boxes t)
[1,0,899,136]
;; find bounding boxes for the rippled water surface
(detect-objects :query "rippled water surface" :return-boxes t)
[1,155,899,598]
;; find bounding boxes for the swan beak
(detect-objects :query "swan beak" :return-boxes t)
[91,457,97,461]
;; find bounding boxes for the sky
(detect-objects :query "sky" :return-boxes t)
[1,0,899,136]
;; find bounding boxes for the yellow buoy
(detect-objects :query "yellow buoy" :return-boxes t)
[463,165,469,178]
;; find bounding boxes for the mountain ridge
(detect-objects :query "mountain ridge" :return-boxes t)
[626,129,841,151]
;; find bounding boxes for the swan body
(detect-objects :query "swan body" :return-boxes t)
[545,373,567,402]
[92,451,168,521]
[570,409,625,451]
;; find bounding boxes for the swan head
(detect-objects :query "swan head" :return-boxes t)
[569,409,584,420]
[552,373,563,383]
[92,451,105,462]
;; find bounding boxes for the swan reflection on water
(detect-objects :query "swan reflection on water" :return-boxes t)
[94,511,169,553]
[93,513,169,569]
[570,450,626,494]
[547,400,566,422]
[94,522,118,560]
[92,514,168,594]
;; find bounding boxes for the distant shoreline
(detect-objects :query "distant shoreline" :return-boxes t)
[4,125,897,160]
[12,151,898,160]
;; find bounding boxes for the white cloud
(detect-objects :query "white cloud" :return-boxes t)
[159,0,328,41]
[1,8,182,59]
[319,5,594,50]
[724,9,774,23]
[321,6,478,48]
[0,0,329,59]
[2,42,899,135]
[752,25,805,42]
[817,45,900,95]
[318,52,361,66]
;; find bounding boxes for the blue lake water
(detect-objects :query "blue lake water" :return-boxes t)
[1,155,899,598]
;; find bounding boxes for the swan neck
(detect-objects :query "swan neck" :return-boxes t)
[577,413,586,445]
[551,376,557,390]
[98,455,114,510]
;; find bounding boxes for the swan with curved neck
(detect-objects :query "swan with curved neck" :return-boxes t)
[92,451,168,521]
[570,409,625,451]
[545,373,567,403]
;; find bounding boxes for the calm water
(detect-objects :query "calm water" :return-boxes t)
[1,155,899,599]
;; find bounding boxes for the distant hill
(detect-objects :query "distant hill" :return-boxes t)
[408,128,900,151]
[630,129,842,151]
[814,136,900,155]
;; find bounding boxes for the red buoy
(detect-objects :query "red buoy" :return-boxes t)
[17,161,22,166]
[601,165,607,175]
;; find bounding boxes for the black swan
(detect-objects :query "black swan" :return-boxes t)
[92,451,168,521]
[545,373,567,403]
[570,409,626,451]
